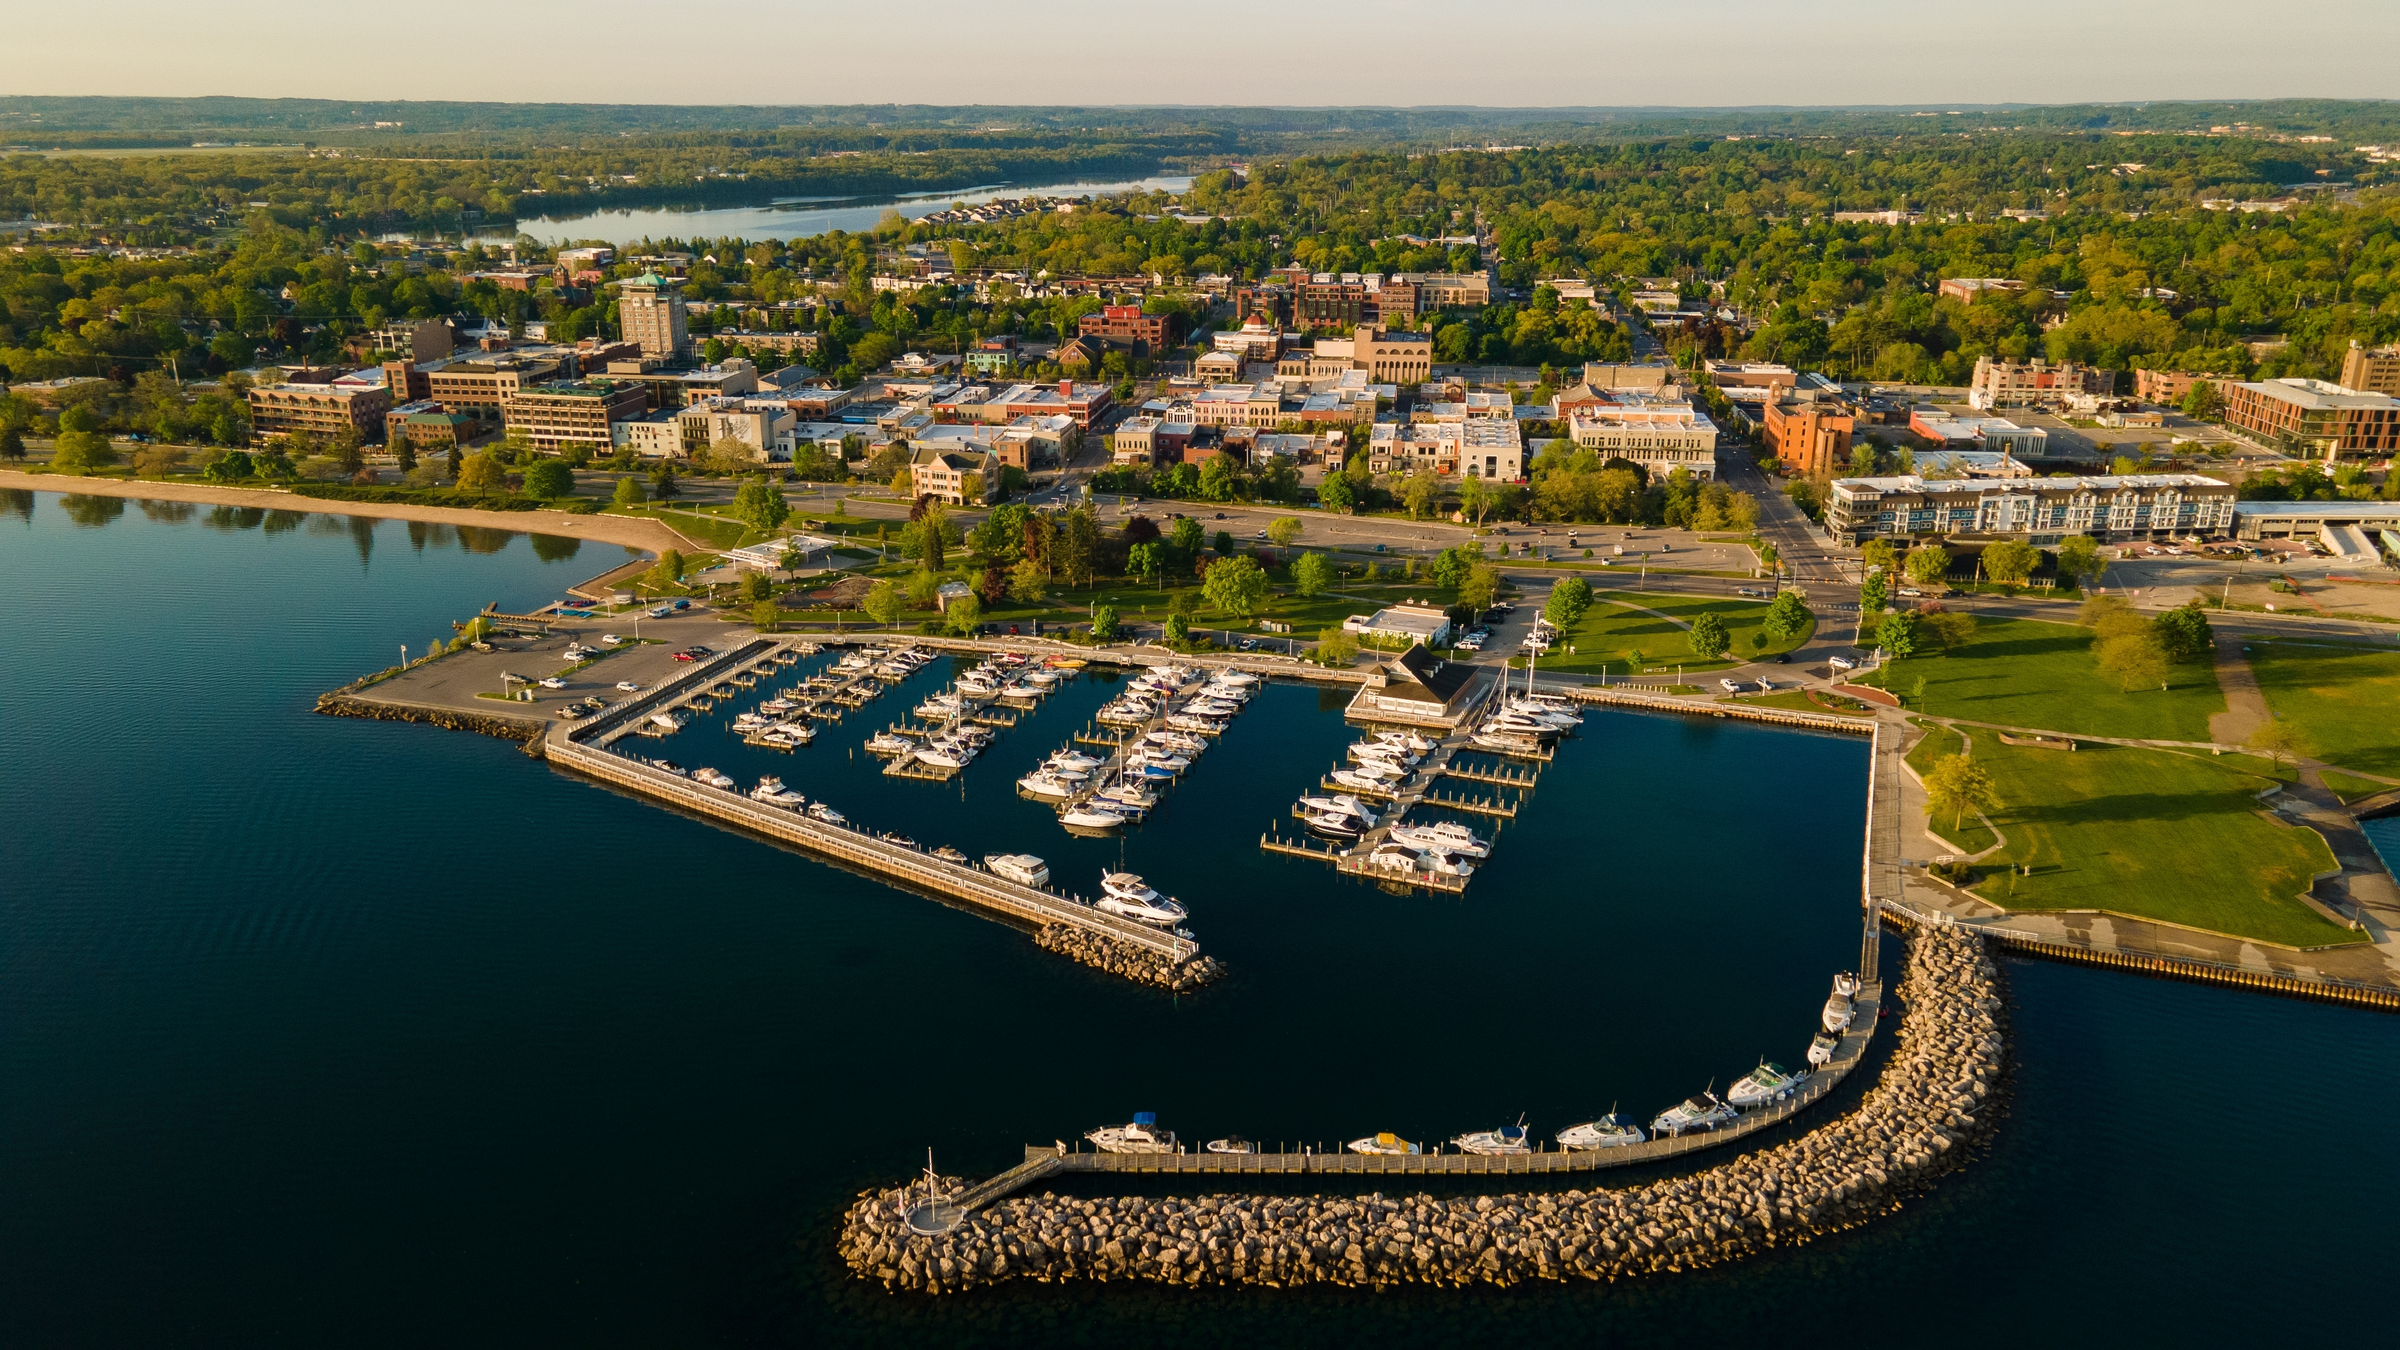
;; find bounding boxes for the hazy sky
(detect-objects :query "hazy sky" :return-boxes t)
[13,0,2400,107]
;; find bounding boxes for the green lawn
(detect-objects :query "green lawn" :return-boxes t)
[1732,688,1876,717]
[1906,723,2000,853]
[1524,589,1811,677]
[2318,768,2398,803]
[1866,617,2221,741]
[603,504,761,550]
[1960,729,2357,947]
[2246,640,2400,777]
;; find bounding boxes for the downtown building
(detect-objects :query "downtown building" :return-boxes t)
[1824,472,2236,544]
[2221,377,2400,460]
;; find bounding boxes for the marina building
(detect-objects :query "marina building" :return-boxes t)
[1823,473,2236,544]
[1348,644,1481,727]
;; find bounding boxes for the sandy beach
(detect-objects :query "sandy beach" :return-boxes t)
[0,470,698,557]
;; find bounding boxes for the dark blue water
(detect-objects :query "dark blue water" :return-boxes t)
[3,489,2395,1348]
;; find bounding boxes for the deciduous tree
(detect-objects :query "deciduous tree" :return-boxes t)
[1903,541,1951,587]
[864,580,904,628]
[1688,610,1731,659]
[1292,550,1331,597]
[1201,554,1267,619]
[1981,539,2038,584]
[1924,753,1999,833]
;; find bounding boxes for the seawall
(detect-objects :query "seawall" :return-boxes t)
[835,925,2002,1293]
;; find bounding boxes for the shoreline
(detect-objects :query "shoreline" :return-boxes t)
[0,469,696,556]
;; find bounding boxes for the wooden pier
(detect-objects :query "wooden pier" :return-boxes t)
[547,643,1200,963]
[1434,760,1541,789]
[930,971,1888,1219]
[1416,789,1518,819]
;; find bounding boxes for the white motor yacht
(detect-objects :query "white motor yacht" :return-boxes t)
[1371,730,1437,755]
[865,733,914,756]
[1303,810,1364,840]
[1556,1113,1645,1150]
[749,778,806,808]
[1060,803,1129,830]
[1017,772,1076,799]
[1329,768,1399,793]
[1096,780,1160,810]
[1146,731,1208,754]
[1651,1090,1737,1137]
[692,768,736,789]
[916,744,969,770]
[1806,1032,1840,1069]
[1349,743,1420,768]
[1470,730,1544,754]
[1830,970,1861,999]
[1086,1113,1176,1154]
[984,853,1049,887]
[1050,750,1105,772]
[1214,670,1261,688]
[1387,822,1491,859]
[647,711,688,732]
[1096,872,1187,924]
[1452,1121,1533,1156]
[1205,1136,1255,1155]
[805,802,847,826]
[1727,1061,1811,1109]
[1298,794,1378,825]
[760,698,797,715]
[1129,749,1190,772]
[1347,1133,1420,1156]
[1822,991,1857,1035]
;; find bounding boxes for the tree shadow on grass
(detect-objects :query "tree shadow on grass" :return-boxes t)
[1993,788,2252,830]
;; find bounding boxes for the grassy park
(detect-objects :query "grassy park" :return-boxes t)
[1957,729,2357,948]
[2245,640,2400,778]
[1906,722,2000,853]
[2318,769,2397,803]
[1862,617,2221,742]
[1516,589,1812,677]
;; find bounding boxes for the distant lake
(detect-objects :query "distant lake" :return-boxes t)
[498,175,1194,245]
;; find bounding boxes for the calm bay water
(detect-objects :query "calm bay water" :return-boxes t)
[2,489,2395,1347]
[503,175,1194,245]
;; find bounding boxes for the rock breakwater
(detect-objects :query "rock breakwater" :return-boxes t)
[316,693,545,751]
[840,926,2001,1293]
[1032,923,1224,992]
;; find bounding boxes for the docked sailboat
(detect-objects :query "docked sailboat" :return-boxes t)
[1452,1120,1532,1155]
[1651,1089,1737,1137]
[1346,1132,1420,1156]
[1095,872,1187,924]
[1727,1060,1811,1108]
[1556,1111,1645,1150]
[1086,1112,1176,1154]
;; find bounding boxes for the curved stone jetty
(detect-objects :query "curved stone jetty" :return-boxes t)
[1034,923,1225,992]
[838,926,2000,1292]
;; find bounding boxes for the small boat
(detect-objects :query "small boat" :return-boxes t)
[1652,1090,1737,1137]
[865,733,914,755]
[1017,772,1076,799]
[999,682,1043,699]
[749,777,806,808]
[1205,1136,1255,1155]
[1728,1061,1810,1109]
[1367,842,1427,873]
[1050,750,1105,772]
[647,711,687,731]
[1822,991,1857,1035]
[1129,750,1190,772]
[916,744,969,770]
[1329,768,1399,793]
[1087,1113,1175,1154]
[1048,659,1086,670]
[984,853,1050,887]
[1347,1132,1420,1156]
[1556,1112,1645,1150]
[1096,780,1160,810]
[1387,822,1490,859]
[1830,970,1861,999]
[1061,803,1129,831]
[1213,670,1260,688]
[1303,811,1363,840]
[653,761,687,776]
[759,698,796,715]
[692,768,736,789]
[1806,1032,1840,1069]
[1371,729,1436,754]
[1096,872,1186,924]
[932,845,970,865]
[1298,794,1378,825]
[1348,742,1419,767]
[1125,761,1179,781]
[1452,1120,1532,1155]
[877,831,917,848]
[805,802,847,826]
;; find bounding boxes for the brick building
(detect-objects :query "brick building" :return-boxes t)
[1968,356,2115,411]
[1076,304,1178,354]
[248,380,392,444]
[2221,378,2400,459]
[1762,394,1855,477]
[501,379,649,452]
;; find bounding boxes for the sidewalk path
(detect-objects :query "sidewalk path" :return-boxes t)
[2208,632,2272,745]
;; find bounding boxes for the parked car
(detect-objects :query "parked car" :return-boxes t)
[600,634,624,646]
[1828,655,1856,671]
[1238,638,1259,651]
[616,680,643,691]
[672,599,691,610]
[670,650,697,663]
[1898,588,1922,598]
[1721,678,1744,693]
[649,606,674,618]
[1254,529,1268,540]
[539,677,567,689]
